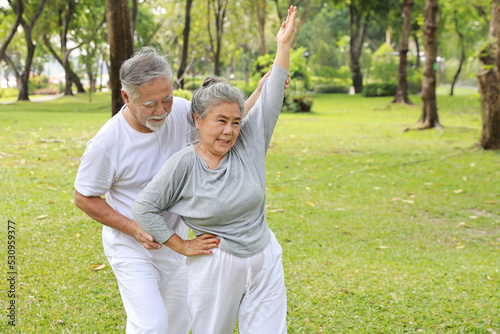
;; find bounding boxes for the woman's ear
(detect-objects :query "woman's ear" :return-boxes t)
[194,112,200,129]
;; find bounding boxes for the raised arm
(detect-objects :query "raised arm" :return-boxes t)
[243,6,296,117]
[274,5,297,71]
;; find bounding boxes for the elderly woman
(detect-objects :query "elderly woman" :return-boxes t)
[132,6,297,334]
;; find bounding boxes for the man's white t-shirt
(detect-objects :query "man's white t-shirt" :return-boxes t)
[74,97,192,261]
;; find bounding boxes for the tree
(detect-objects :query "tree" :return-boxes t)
[207,0,228,76]
[0,0,23,62]
[290,0,322,49]
[477,0,500,150]
[177,0,193,89]
[130,0,138,46]
[106,0,133,116]
[419,0,442,129]
[393,0,414,104]
[76,0,107,93]
[348,0,370,93]
[11,0,46,101]
[254,0,267,55]
[439,0,489,96]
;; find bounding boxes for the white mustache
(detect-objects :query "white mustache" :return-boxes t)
[148,113,168,121]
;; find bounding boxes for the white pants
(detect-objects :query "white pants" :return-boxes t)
[186,232,287,334]
[107,254,191,334]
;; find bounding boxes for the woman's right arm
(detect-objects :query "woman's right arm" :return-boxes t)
[131,155,218,256]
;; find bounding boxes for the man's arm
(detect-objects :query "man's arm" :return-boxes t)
[243,69,291,117]
[74,189,162,250]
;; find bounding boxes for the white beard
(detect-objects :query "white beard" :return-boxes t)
[145,113,168,132]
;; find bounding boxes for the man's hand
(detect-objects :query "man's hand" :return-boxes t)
[74,189,163,250]
[257,68,292,95]
[130,222,163,250]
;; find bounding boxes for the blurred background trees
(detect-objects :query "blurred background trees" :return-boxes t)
[0,0,497,147]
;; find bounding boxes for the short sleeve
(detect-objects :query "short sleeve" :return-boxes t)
[74,141,115,197]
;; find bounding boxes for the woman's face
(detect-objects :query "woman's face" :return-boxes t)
[195,102,242,158]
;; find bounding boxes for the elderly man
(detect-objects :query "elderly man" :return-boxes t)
[74,47,287,333]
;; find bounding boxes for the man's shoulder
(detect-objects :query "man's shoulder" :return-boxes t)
[172,96,191,115]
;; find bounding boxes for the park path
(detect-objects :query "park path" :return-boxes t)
[0,93,64,104]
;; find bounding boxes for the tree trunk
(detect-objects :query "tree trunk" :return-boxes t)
[16,0,46,101]
[349,1,369,93]
[42,35,86,93]
[17,39,35,101]
[477,0,500,150]
[0,0,23,62]
[419,0,442,129]
[130,0,138,47]
[450,9,465,96]
[63,53,73,96]
[393,0,414,104]
[178,0,193,89]
[254,0,266,56]
[412,32,421,68]
[106,0,134,116]
[273,0,282,22]
[207,0,228,76]
[61,1,76,96]
[1,54,21,89]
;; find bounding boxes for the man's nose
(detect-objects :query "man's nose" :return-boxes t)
[153,102,166,116]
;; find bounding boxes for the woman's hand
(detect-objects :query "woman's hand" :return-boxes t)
[276,5,297,46]
[274,6,297,70]
[165,233,220,257]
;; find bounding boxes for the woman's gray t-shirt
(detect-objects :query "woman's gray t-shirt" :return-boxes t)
[132,65,289,257]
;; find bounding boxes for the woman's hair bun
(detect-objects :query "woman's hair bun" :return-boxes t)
[201,76,226,87]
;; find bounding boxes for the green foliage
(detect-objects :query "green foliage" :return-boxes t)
[407,66,423,94]
[314,84,349,94]
[173,89,193,101]
[252,53,274,78]
[0,87,18,98]
[363,83,398,97]
[1,90,499,333]
[282,93,314,113]
[27,74,62,95]
[315,65,351,85]
[369,44,399,85]
[252,47,311,90]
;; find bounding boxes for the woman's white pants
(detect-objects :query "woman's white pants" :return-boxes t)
[186,232,287,334]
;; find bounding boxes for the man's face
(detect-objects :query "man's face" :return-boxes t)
[123,77,174,133]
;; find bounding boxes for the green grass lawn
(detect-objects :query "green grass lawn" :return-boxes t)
[0,89,499,333]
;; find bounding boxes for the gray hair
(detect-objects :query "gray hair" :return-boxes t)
[120,47,174,102]
[188,76,246,129]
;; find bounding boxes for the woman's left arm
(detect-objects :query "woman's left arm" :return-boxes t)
[273,6,297,71]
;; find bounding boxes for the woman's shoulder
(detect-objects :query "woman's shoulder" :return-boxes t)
[168,145,196,166]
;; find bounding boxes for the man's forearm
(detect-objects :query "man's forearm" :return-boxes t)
[74,189,135,236]
[244,87,262,116]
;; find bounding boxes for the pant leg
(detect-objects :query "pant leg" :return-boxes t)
[186,249,246,334]
[158,260,191,333]
[108,256,190,334]
[238,233,287,334]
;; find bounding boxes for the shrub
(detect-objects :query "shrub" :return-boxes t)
[314,84,349,94]
[33,88,59,95]
[0,87,18,98]
[282,93,314,113]
[407,67,423,94]
[173,89,193,101]
[363,83,397,97]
